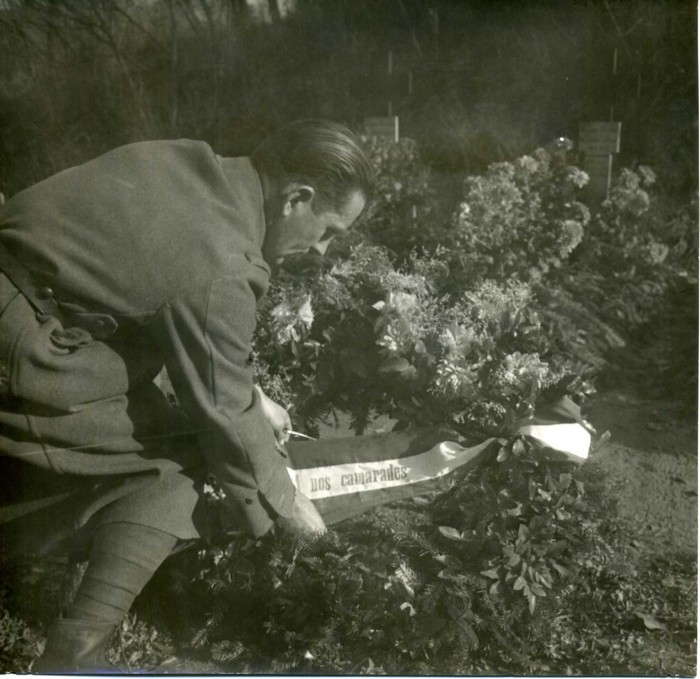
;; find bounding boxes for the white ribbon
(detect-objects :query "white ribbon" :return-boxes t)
[519,423,590,462]
[287,422,590,501]
[287,438,494,500]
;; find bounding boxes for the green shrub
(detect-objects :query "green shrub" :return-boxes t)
[574,167,696,329]
[165,430,630,675]
[448,144,590,285]
[353,139,697,379]
[350,136,438,261]
[0,610,41,673]
[534,168,698,376]
[254,242,579,437]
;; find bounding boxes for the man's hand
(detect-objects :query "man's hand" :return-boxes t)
[254,385,292,443]
[276,491,327,536]
[254,387,326,536]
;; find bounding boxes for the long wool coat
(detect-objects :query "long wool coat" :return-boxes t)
[0,140,296,542]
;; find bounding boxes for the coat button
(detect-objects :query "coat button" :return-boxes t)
[36,286,54,300]
[244,498,254,505]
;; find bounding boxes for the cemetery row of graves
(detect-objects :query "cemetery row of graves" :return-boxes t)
[132,134,700,674]
[0,2,696,673]
[3,129,695,675]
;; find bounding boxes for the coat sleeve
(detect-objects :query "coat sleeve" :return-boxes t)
[156,255,296,538]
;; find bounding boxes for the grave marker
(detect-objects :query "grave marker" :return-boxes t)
[363,116,400,142]
[578,121,621,204]
[362,50,410,143]
[579,121,621,154]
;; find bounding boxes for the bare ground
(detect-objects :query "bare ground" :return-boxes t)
[588,390,697,557]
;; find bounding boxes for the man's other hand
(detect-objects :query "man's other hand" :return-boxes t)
[276,492,327,536]
[254,385,292,443]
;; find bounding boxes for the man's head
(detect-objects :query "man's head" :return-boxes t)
[252,119,374,264]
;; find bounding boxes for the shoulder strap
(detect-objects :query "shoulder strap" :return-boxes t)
[0,238,64,320]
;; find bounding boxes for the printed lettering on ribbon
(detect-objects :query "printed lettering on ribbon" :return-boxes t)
[287,439,495,500]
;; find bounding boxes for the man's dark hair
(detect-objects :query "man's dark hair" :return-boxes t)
[251,119,375,213]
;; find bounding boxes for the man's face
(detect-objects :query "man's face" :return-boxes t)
[262,187,366,265]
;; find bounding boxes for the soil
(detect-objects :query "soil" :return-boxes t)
[577,297,698,678]
[586,388,697,677]
[587,390,697,557]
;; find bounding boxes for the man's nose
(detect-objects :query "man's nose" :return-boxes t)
[310,238,332,256]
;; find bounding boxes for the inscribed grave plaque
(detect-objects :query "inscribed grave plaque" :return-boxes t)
[578,121,621,203]
[579,121,621,154]
[364,116,399,142]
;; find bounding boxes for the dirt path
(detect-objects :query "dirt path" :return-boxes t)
[585,385,697,677]
[588,390,697,556]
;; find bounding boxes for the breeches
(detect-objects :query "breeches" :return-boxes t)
[0,273,207,542]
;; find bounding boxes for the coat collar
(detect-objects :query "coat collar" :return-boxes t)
[218,156,267,253]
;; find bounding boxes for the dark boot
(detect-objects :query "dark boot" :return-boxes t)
[32,617,115,674]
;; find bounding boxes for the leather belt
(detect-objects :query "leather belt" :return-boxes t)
[0,238,118,339]
[0,237,67,323]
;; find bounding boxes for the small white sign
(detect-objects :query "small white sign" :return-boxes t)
[364,116,399,142]
[579,121,621,154]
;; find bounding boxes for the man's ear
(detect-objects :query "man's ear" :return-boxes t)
[282,183,315,215]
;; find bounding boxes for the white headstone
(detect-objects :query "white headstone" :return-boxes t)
[579,121,622,203]
[579,121,621,154]
[364,116,399,143]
